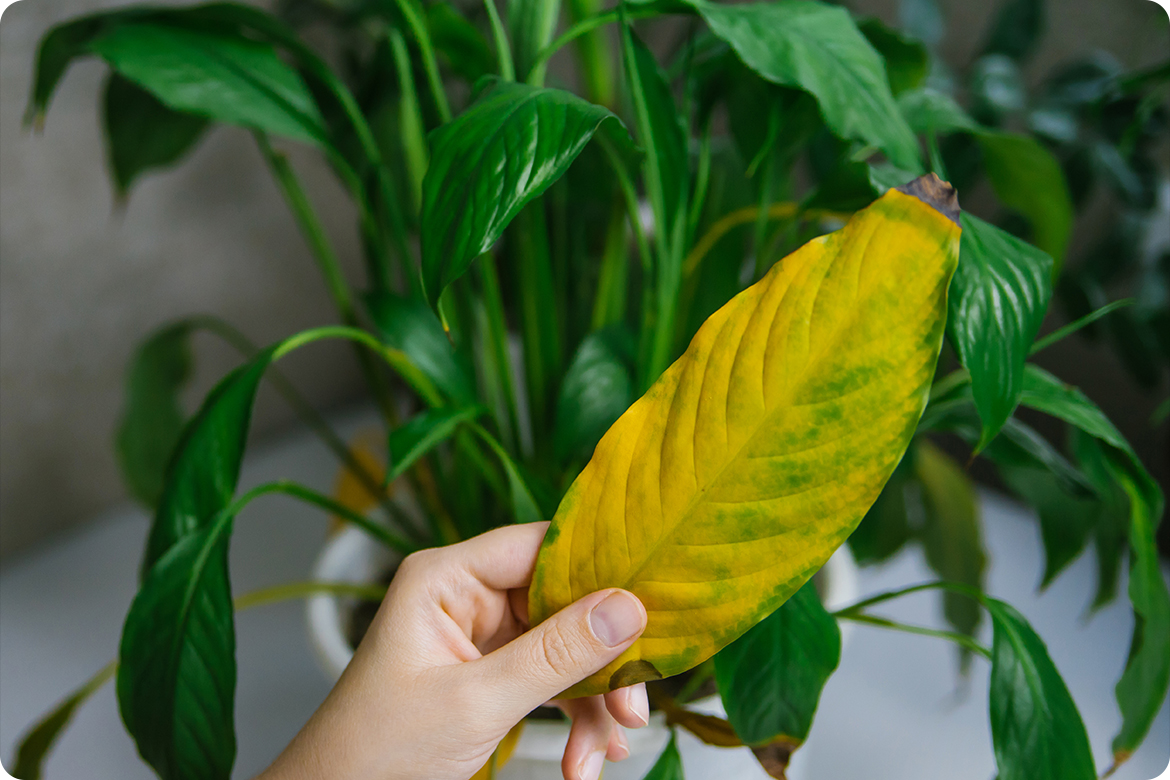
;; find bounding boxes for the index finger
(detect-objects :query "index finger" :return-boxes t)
[453,521,551,591]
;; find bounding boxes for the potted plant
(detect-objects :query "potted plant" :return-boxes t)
[10,0,1168,779]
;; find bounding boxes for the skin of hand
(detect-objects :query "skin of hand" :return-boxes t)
[258,522,650,780]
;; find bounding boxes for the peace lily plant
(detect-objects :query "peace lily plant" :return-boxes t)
[11,0,1169,779]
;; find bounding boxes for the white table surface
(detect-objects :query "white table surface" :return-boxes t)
[1,406,1168,780]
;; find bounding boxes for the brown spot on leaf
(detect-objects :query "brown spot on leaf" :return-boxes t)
[751,737,802,780]
[608,659,663,690]
[896,173,961,225]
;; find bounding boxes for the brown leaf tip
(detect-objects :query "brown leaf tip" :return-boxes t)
[608,659,663,690]
[896,173,961,226]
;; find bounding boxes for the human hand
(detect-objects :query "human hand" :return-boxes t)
[258,522,649,780]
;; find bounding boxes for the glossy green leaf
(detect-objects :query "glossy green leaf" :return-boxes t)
[998,464,1096,588]
[366,292,477,406]
[103,73,209,197]
[420,80,630,308]
[89,23,329,147]
[1018,364,1130,451]
[848,455,913,565]
[692,0,922,171]
[428,2,495,83]
[530,180,960,696]
[1074,431,1130,610]
[915,441,987,652]
[985,598,1095,780]
[116,322,195,510]
[857,18,928,96]
[554,328,635,464]
[976,132,1074,266]
[714,580,840,760]
[948,214,1052,450]
[642,733,685,780]
[388,406,485,482]
[897,88,978,135]
[119,513,237,780]
[11,662,117,780]
[980,0,1045,62]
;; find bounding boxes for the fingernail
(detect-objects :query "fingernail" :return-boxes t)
[579,750,604,780]
[590,591,644,647]
[613,727,630,760]
[627,686,649,727]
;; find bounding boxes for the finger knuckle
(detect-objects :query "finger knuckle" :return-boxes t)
[537,623,582,677]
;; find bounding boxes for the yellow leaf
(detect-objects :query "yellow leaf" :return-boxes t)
[469,721,524,780]
[529,175,961,697]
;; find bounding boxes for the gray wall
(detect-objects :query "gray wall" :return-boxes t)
[0,0,1167,559]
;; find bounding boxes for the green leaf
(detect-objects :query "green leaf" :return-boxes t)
[420,80,630,308]
[949,214,1053,450]
[714,580,841,755]
[102,72,209,197]
[365,292,477,406]
[692,0,922,171]
[428,2,495,83]
[11,662,117,780]
[980,0,1045,62]
[471,424,545,525]
[116,323,195,510]
[554,328,635,464]
[89,23,329,147]
[1018,364,1129,451]
[642,733,685,780]
[998,464,1097,588]
[897,88,978,135]
[388,406,484,482]
[857,17,928,96]
[848,455,913,565]
[119,513,237,780]
[506,0,560,81]
[985,598,1095,780]
[915,441,987,653]
[1074,431,1131,610]
[976,131,1074,267]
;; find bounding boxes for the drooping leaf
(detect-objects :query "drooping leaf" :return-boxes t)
[897,88,978,135]
[985,598,1095,780]
[89,23,329,147]
[365,292,477,406]
[11,662,117,780]
[116,322,196,510]
[857,17,928,96]
[998,464,1096,588]
[976,132,1074,267]
[529,177,961,696]
[692,0,922,171]
[915,440,987,656]
[948,214,1052,450]
[419,80,631,308]
[119,514,237,780]
[714,580,840,777]
[848,453,913,565]
[642,733,685,780]
[103,73,209,197]
[388,406,485,482]
[554,328,635,464]
[980,0,1045,63]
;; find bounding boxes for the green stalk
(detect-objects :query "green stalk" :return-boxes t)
[233,580,389,611]
[1030,299,1135,355]
[484,0,516,81]
[591,195,631,330]
[390,0,453,123]
[837,612,992,659]
[566,0,615,106]
[476,255,523,453]
[528,7,660,80]
[387,27,430,215]
[513,202,562,449]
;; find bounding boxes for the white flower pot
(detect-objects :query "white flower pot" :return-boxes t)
[307,527,859,779]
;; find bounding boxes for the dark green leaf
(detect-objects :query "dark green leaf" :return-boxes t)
[897,88,978,135]
[621,26,689,255]
[980,0,1044,62]
[848,455,913,565]
[969,54,1025,123]
[998,464,1096,588]
[949,214,1053,450]
[642,733,685,780]
[1074,428,1132,610]
[692,0,922,171]
[119,510,237,780]
[103,73,209,198]
[714,580,840,753]
[985,598,1095,780]
[471,424,545,524]
[116,323,195,510]
[365,292,477,406]
[11,662,117,780]
[89,23,329,147]
[554,328,635,464]
[976,132,1074,266]
[428,2,495,83]
[388,406,484,482]
[857,18,928,96]
[420,80,630,308]
[506,0,560,81]
[915,441,987,655]
[1018,364,1129,451]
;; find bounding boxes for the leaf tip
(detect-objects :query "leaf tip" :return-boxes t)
[896,173,961,225]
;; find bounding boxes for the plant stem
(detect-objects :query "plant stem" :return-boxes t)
[832,580,984,618]
[566,0,615,106]
[591,195,631,330]
[390,0,453,123]
[477,255,522,453]
[514,202,561,450]
[483,0,516,81]
[837,612,992,659]
[387,27,430,215]
[1029,298,1135,355]
[233,580,389,612]
[529,7,660,79]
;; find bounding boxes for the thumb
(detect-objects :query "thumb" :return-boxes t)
[476,589,647,718]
